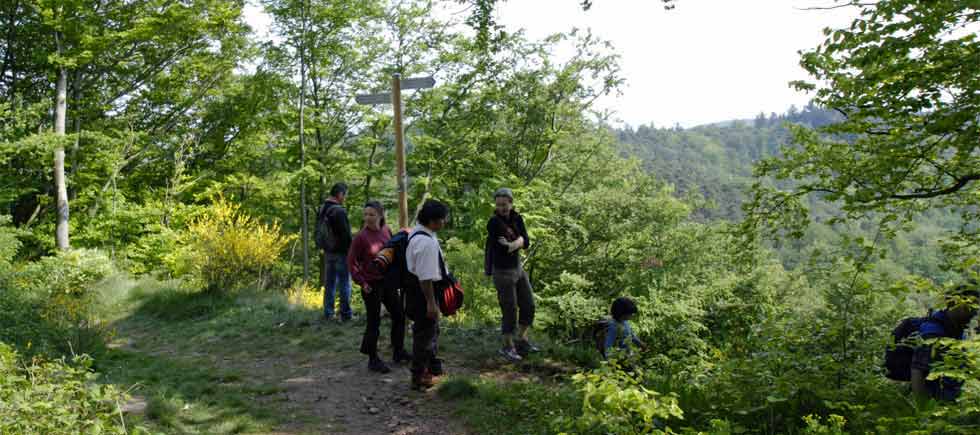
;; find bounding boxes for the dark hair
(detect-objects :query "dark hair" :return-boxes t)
[330,183,348,197]
[417,200,450,226]
[364,200,386,229]
[610,297,638,322]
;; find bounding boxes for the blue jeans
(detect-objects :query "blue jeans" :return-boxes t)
[322,253,352,319]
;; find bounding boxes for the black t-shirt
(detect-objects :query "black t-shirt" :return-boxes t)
[484,212,530,273]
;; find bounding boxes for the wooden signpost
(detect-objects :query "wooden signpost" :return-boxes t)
[355,74,435,229]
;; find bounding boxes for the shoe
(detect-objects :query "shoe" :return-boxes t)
[368,358,391,374]
[393,350,413,364]
[499,347,522,362]
[411,372,435,391]
[515,340,540,357]
[429,358,444,376]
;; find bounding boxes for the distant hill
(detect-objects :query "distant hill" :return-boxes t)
[616,103,958,282]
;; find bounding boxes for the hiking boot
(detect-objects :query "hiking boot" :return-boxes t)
[368,357,391,374]
[429,358,444,376]
[499,347,522,362]
[393,350,413,364]
[515,340,540,357]
[411,373,435,391]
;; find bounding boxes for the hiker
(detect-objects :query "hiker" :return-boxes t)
[601,297,646,359]
[348,201,411,373]
[485,188,537,362]
[316,183,354,322]
[910,284,979,401]
[405,200,451,390]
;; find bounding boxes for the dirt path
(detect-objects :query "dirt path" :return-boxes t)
[272,351,468,435]
[116,317,471,435]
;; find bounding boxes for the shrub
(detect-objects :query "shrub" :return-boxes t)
[2,248,115,358]
[0,342,138,434]
[538,274,606,340]
[556,360,684,435]
[176,197,295,293]
[442,238,499,325]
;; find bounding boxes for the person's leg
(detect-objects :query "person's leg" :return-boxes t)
[337,256,353,320]
[429,319,442,374]
[382,287,409,361]
[493,269,521,360]
[411,317,436,389]
[323,253,337,319]
[516,269,535,342]
[360,288,382,357]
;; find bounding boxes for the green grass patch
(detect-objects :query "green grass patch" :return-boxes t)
[100,348,280,434]
[438,375,581,435]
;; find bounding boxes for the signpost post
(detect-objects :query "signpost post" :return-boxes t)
[355,74,435,229]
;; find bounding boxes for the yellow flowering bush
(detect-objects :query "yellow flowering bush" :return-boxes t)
[180,197,295,293]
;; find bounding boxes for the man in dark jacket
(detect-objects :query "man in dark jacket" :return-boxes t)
[911,283,979,401]
[319,183,354,321]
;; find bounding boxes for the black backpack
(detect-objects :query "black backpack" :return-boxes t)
[314,202,339,251]
[884,315,933,381]
[591,319,613,357]
[372,229,414,291]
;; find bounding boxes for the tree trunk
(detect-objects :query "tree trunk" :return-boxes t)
[54,32,70,251]
[298,0,310,283]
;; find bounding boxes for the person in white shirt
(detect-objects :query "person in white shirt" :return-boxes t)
[405,200,450,390]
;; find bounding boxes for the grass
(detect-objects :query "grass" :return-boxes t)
[437,375,582,435]
[97,279,335,434]
[91,276,604,434]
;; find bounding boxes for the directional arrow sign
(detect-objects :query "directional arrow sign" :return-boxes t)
[400,76,435,90]
[354,92,391,105]
[355,76,435,106]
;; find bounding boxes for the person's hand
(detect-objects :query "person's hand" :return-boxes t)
[362,283,372,294]
[507,237,524,253]
[427,301,440,320]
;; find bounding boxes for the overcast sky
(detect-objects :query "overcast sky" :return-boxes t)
[244,0,857,128]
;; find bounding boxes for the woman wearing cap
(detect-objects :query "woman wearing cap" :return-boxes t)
[348,201,411,373]
[485,188,538,361]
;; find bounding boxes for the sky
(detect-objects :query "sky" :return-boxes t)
[244,0,858,128]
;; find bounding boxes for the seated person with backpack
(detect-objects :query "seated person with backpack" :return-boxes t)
[909,284,979,401]
[599,297,646,359]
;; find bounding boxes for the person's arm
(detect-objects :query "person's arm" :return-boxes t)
[414,240,442,320]
[421,279,439,320]
[517,214,530,250]
[347,236,368,290]
[623,321,644,348]
[484,237,494,277]
[331,208,353,253]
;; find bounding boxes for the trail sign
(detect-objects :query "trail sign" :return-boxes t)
[400,76,435,90]
[354,74,435,228]
[354,93,392,105]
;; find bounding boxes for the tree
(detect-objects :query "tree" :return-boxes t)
[747,1,980,247]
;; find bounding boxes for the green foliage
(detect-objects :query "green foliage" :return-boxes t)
[748,0,980,266]
[0,343,136,435]
[438,375,582,435]
[801,415,847,435]
[1,248,116,359]
[175,197,295,293]
[558,361,684,435]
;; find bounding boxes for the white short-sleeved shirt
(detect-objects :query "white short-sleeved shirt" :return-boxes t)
[406,225,445,282]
